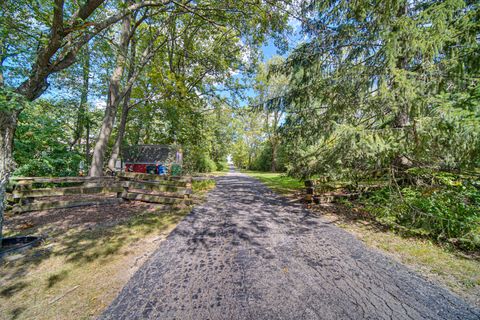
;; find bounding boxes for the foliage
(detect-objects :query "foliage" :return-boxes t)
[189,151,217,173]
[13,100,84,176]
[0,87,29,112]
[361,171,480,250]
[250,142,288,172]
[268,0,480,179]
[231,56,290,172]
[215,161,228,172]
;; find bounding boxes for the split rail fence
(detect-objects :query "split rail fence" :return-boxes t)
[6,172,192,214]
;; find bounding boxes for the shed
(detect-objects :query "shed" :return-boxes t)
[122,144,183,175]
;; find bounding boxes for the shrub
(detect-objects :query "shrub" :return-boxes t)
[361,172,480,250]
[194,154,217,173]
[215,161,228,171]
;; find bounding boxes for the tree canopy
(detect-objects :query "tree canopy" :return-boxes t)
[0,0,479,247]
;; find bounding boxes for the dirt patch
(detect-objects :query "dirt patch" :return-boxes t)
[4,200,160,237]
[0,202,190,320]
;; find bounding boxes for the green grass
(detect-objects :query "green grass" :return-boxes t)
[242,170,304,195]
[192,179,216,193]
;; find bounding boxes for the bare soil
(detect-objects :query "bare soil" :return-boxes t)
[4,199,158,236]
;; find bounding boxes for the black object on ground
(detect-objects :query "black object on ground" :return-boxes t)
[0,236,42,258]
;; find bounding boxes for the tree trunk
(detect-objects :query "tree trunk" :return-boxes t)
[86,118,90,166]
[0,110,18,246]
[392,3,412,170]
[71,46,90,149]
[271,140,277,172]
[107,90,131,171]
[89,15,131,177]
[107,38,136,171]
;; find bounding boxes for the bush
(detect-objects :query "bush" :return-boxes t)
[194,154,217,173]
[361,172,480,250]
[215,161,228,171]
[14,152,83,177]
[250,142,288,172]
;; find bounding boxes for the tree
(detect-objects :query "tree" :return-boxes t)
[0,0,173,243]
[269,0,480,178]
[0,0,292,241]
[92,0,292,174]
[254,56,289,171]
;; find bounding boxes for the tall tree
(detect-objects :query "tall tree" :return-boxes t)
[269,0,479,178]
[91,0,292,174]
[89,13,133,176]
[0,0,172,242]
[254,56,289,172]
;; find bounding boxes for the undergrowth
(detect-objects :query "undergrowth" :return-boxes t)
[359,169,480,250]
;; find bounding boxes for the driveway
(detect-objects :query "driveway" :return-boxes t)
[101,172,480,319]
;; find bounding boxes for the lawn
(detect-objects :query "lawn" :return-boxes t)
[0,181,216,320]
[242,170,304,194]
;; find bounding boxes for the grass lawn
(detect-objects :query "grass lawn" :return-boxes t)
[242,170,304,194]
[242,170,480,307]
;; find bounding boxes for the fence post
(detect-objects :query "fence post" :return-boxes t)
[305,180,314,202]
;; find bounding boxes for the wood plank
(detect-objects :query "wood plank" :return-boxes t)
[122,192,192,205]
[10,198,125,214]
[122,181,188,193]
[11,176,115,185]
[118,172,192,183]
[121,178,190,188]
[127,188,191,198]
[313,193,360,204]
[12,186,124,199]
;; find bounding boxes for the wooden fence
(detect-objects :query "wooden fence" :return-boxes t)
[6,173,192,214]
[304,179,387,204]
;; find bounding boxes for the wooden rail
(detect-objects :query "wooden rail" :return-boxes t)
[7,173,193,213]
[304,179,387,204]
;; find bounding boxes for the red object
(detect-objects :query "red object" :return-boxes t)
[125,164,148,173]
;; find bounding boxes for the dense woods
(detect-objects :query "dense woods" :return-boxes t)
[1,1,479,248]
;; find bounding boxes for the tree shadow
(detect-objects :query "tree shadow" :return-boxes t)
[166,174,321,260]
[1,203,189,301]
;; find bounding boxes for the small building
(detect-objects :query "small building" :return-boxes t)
[122,144,183,175]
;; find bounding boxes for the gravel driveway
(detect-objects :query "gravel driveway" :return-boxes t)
[101,172,480,319]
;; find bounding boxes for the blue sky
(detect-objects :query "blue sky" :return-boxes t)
[38,18,303,109]
[237,19,303,107]
[261,39,283,61]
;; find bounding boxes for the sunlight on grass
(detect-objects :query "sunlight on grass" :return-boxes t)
[0,209,189,320]
[242,170,304,194]
[192,179,216,193]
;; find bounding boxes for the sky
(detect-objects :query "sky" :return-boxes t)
[237,17,303,106]
[34,16,304,110]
